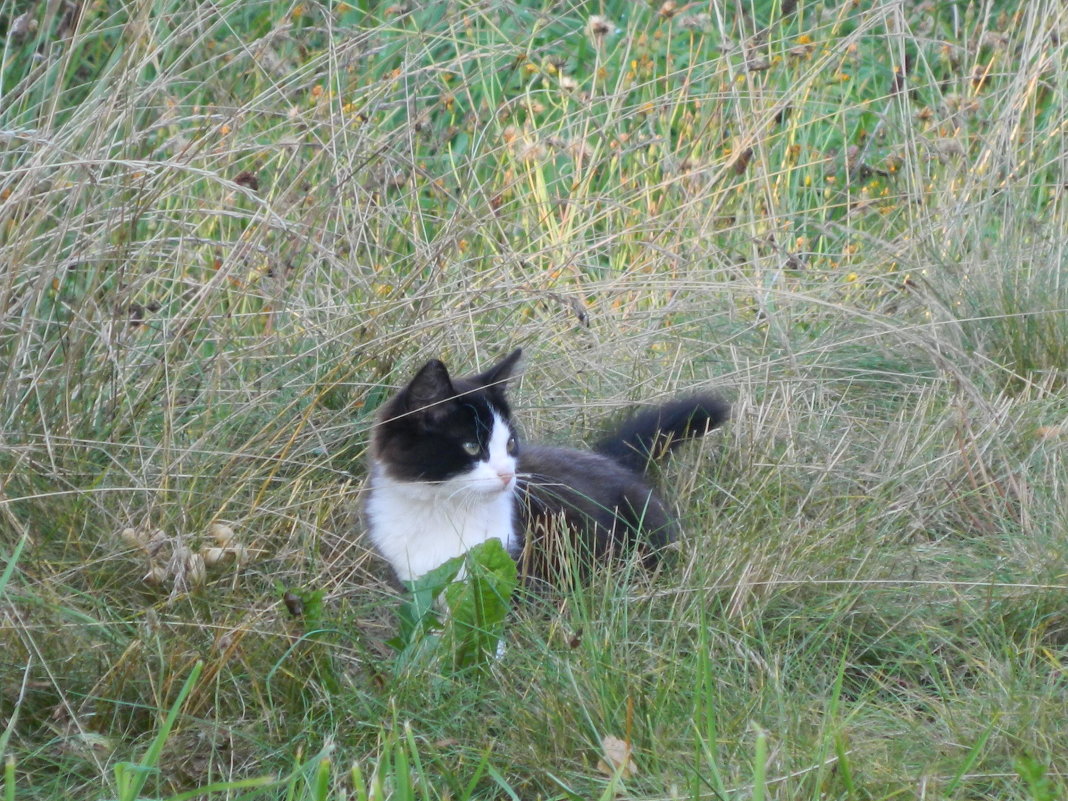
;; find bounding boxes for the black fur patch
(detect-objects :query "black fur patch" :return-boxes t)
[371,349,521,483]
[594,395,731,473]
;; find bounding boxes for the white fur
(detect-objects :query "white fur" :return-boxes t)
[366,413,519,582]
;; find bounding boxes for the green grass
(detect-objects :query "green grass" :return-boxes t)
[3,0,1068,797]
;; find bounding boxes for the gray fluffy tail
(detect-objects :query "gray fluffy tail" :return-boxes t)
[594,394,729,474]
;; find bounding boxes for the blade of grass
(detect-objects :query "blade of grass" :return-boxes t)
[0,533,28,600]
[943,715,999,796]
[115,660,205,801]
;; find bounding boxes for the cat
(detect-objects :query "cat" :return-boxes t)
[364,348,728,586]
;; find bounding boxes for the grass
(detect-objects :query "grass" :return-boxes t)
[2,0,1068,797]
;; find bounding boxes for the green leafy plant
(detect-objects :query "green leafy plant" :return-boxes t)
[389,539,518,676]
[271,584,341,697]
[1015,755,1058,801]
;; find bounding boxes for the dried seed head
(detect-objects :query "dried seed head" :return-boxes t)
[186,552,206,587]
[171,545,191,583]
[230,544,251,566]
[568,138,593,164]
[146,529,168,557]
[659,1,679,19]
[732,146,754,174]
[234,171,260,191]
[597,735,638,778]
[979,31,1008,49]
[209,523,236,546]
[143,565,167,586]
[10,12,38,42]
[517,139,547,163]
[120,528,146,551]
[586,15,614,46]
[201,547,233,567]
[679,13,712,31]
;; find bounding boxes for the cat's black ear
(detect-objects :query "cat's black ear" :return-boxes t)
[404,359,455,413]
[471,348,522,390]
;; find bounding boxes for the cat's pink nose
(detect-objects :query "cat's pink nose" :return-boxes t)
[497,471,515,488]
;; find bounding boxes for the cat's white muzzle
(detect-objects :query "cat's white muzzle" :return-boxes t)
[463,458,517,495]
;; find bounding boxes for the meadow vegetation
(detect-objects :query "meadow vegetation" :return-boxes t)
[2,0,1067,797]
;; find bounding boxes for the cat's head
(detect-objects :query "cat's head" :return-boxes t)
[371,348,523,496]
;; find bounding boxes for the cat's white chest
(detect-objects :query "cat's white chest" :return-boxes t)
[365,462,518,582]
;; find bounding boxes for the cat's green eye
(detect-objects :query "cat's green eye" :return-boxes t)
[461,440,480,456]
[506,436,518,455]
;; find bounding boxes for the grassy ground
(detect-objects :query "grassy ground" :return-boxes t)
[2,0,1068,797]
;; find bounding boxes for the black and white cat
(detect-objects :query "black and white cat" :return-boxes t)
[365,348,728,585]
